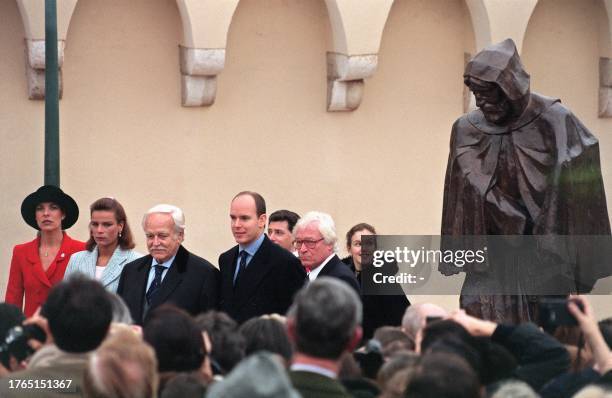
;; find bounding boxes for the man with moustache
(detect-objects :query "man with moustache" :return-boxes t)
[117,204,219,325]
[218,192,307,324]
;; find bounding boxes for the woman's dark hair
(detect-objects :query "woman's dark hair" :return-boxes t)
[143,305,205,373]
[195,311,245,374]
[238,317,292,363]
[86,197,135,251]
[345,223,377,250]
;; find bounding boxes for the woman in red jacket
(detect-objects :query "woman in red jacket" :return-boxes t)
[5,185,85,316]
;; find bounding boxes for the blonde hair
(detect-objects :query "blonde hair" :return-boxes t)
[84,329,158,398]
[573,386,612,398]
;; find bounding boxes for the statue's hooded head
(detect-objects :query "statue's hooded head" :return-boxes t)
[464,39,531,124]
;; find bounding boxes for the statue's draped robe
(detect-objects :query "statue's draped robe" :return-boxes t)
[441,93,611,323]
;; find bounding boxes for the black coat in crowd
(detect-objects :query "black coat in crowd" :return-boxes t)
[218,235,307,324]
[342,256,410,340]
[117,245,219,325]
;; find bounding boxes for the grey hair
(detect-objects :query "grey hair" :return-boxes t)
[287,277,361,359]
[294,211,338,252]
[490,380,540,398]
[142,204,185,233]
[401,303,448,340]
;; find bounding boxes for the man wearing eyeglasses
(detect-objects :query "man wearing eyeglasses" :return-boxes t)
[294,211,360,294]
[218,191,307,324]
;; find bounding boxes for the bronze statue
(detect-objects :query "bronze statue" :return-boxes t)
[441,39,611,323]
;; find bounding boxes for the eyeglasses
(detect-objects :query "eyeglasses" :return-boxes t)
[294,238,324,249]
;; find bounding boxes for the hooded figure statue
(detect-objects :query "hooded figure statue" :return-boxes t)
[440,39,611,323]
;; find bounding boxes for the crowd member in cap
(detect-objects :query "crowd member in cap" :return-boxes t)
[5,185,85,317]
[64,197,142,293]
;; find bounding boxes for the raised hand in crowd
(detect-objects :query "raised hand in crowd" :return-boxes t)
[568,295,612,375]
[449,309,497,337]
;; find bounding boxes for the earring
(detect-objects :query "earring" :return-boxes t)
[118,231,122,238]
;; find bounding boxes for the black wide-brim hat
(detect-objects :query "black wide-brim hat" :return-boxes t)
[20,185,79,230]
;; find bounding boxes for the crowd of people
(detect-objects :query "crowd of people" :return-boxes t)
[0,277,611,398]
[0,185,610,397]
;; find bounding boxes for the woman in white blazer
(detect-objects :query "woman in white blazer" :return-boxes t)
[65,197,142,293]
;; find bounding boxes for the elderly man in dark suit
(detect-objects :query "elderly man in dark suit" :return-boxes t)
[117,204,218,325]
[218,191,307,324]
[294,211,360,293]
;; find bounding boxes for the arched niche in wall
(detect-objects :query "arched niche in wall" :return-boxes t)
[599,0,612,117]
[222,0,331,113]
[358,0,477,231]
[175,0,240,107]
[0,0,42,176]
[522,0,602,121]
[1,1,28,101]
[60,0,187,197]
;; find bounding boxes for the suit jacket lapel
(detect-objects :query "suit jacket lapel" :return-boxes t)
[82,248,98,279]
[25,238,52,288]
[221,246,239,299]
[46,233,73,280]
[316,254,339,277]
[100,248,129,288]
[149,246,187,309]
[132,256,153,323]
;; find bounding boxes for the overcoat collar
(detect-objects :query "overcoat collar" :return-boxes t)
[138,245,189,310]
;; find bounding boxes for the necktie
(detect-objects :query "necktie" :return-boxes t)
[146,265,165,304]
[234,251,248,287]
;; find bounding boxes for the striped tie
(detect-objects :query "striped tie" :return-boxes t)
[146,265,165,304]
